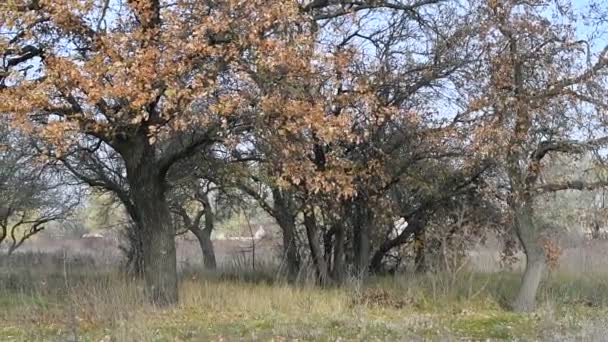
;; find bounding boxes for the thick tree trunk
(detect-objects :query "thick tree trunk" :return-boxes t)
[123,139,178,306]
[136,193,178,305]
[278,216,299,280]
[303,209,330,285]
[513,253,545,312]
[273,189,300,280]
[120,222,145,278]
[512,203,545,313]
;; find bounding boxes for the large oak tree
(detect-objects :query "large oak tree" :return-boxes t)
[0,0,332,304]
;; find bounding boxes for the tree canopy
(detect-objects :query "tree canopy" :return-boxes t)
[2,0,608,311]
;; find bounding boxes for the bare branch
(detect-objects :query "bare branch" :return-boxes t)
[532,137,608,161]
[535,180,608,193]
[158,130,220,178]
[304,0,443,20]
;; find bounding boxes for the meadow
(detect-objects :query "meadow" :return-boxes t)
[1,249,607,342]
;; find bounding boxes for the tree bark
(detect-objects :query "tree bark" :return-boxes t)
[192,227,216,270]
[121,221,145,278]
[352,197,371,279]
[303,209,330,285]
[123,139,178,306]
[331,224,346,284]
[413,228,426,273]
[512,202,545,313]
[133,184,178,305]
[180,193,218,271]
[272,189,300,280]
[323,226,335,273]
[175,193,217,271]
[513,253,545,312]
[198,203,217,270]
[278,215,300,280]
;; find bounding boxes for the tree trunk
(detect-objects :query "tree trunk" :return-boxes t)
[273,189,300,281]
[133,186,178,306]
[193,228,216,270]
[323,226,335,273]
[278,215,299,280]
[303,209,330,285]
[123,140,178,306]
[120,222,145,278]
[282,219,300,280]
[332,224,346,284]
[190,199,217,270]
[512,203,545,313]
[413,228,426,273]
[513,253,545,312]
[369,216,423,274]
[136,190,178,305]
[352,197,371,279]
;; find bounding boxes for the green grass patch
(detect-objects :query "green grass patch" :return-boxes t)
[1,270,607,341]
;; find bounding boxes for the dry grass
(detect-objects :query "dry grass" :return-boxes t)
[1,259,608,341]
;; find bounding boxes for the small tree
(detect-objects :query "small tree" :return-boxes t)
[170,179,226,271]
[469,0,608,312]
[0,124,76,255]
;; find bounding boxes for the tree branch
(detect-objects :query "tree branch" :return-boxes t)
[304,0,443,20]
[532,136,608,161]
[535,180,608,193]
[158,131,220,178]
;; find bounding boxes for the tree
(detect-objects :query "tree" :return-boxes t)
[238,176,302,281]
[0,123,76,255]
[171,186,218,271]
[368,159,494,274]
[271,0,484,282]
[468,0,608,312]
[169,173,243,271]
[83,191,130,232]
[220,0,490,284]
[0,0,327,304]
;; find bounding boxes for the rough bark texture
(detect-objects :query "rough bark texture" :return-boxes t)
[123,138,178,306]
[120,222,145,278]
[133,184,178,305]
[511,203,545,313]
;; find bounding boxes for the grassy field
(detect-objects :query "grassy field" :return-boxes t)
[1,262,607,342]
